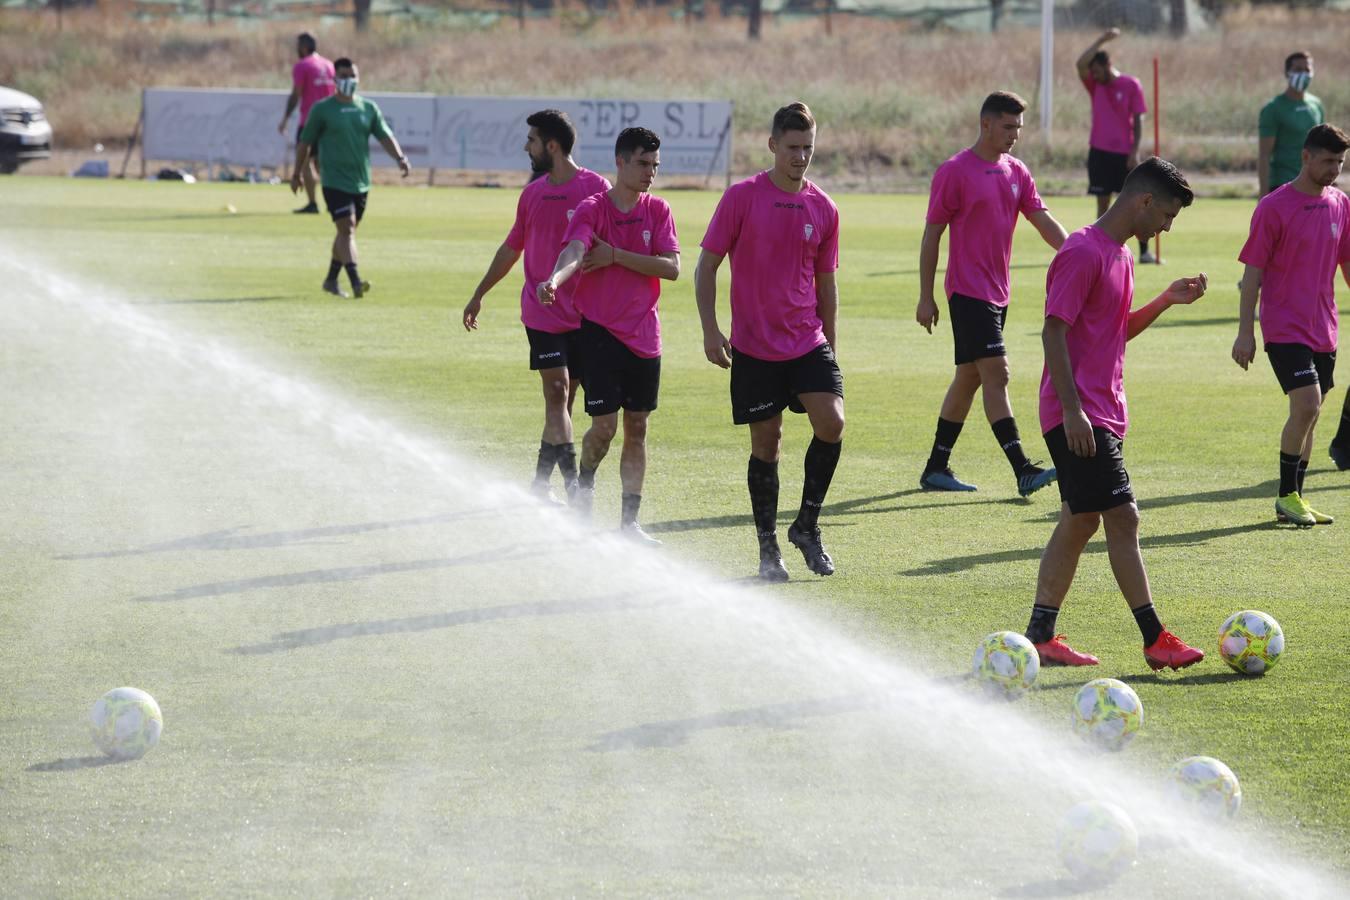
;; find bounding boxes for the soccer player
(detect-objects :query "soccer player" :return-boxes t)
[1232,124,1350,526]
[536,127,679,544]
[292,58,410,299]
[462,110,611,502]
[916,91,1068,496]
[1025,157,1208,671]
[695,102,843,582]
[278,32,335,214]
[1076,28,1152,263]
[1259,52,1323,198]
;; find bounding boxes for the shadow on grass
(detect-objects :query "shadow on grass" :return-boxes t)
[27,756,123,772]
[998,877,1102,898]
[588,693,874,751]
[1117,670,1252,687]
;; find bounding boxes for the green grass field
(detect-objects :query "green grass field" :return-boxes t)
[2,175,1348,895]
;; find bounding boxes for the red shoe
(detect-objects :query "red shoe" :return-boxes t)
[1144,630,1205,671]
[1033,634,1100,667]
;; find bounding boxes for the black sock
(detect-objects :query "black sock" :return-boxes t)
[925,417,964,474]
[621,492,641,526]
[555,442,578,487]
[1140,237,1150,255]
[795,438,841,532]
[991,417,1032,474]
[578,462,597,489]
[1333,396,1350,446]
[326,259,342,282]
[344,262,361,288]
[1133,603,1164,646]
[747,456,780,549]
[1279,451,1301,496]
[1025,604,1060,644]
[1297,459,1309,495]
[533,440,557,485]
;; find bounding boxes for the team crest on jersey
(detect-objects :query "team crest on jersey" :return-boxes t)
[566,209,575,221]
[642,230,651,246]
[1010,182,1020,198]
[1333,221,1340,239]
[804,223,814,239]
[1115,92,1123,101]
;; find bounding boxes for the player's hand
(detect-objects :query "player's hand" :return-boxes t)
[916,296,940,334]
[1065,409,1097,458]
[703,329,732,369]
[1101,27,1120,41]
[277,120,288,135]
[582,239,614,272]
[537,280,557,306]
[397,157,411,178]
[1163,273,1207,306]
[463,297,482,332]
[1232,331,1256,371]
[289,172,302,194]
[1126,152,1139,171]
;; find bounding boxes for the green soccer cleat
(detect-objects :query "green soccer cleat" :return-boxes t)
[1277,498,1334,525]
[352,280,371,299]
[1274,492,1316,528]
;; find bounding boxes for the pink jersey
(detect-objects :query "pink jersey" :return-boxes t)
[700,172,840,362]
[562,191,679,359]
[505,168,612,333]
[1039,225,1135,438]
[293,53,336,125]
[1083,74,1146,155]
[926,148,1047,307]
[1238,182,1350,353]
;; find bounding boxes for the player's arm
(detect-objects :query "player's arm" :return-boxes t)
[816,269,839,353]
[1257,137,1275,197]
[1043,316,1095,458]
[280,84,301,133]
[537,240,586,305]
[290,141,312,194]
[376,134,411,178]
[463,242,523,331]
[1026,209,1068,251]
[1127,273,1208,340]
[694,250,732,369]
[1232,265,1262,369]
[585,239,679,280]
[1128,113,1143,170]
[916,221,946,333]
[1076,28,1119,81]
[1342,260,1350,290]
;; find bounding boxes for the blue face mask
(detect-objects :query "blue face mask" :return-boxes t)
[336,77,358,97]
[1288,71,1312,92]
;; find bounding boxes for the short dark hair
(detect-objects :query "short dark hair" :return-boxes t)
[297,32,317,53]
[1285,51,1312,73]
[1090,50,1110,67]
[980,91,1027,119]
[334,57,354,72]
[615,127,660,161]
[1121,156,1194,207]
[772,102,816,137]
[526,109,577,156]
[1305,123,1350,154]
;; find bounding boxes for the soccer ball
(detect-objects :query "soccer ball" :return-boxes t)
[90,687,162,760]
[1056,801,1138,882]
[1218,610,1284,675]
[1168,756,1242,819]
[972,631,1040,699]
[1071,678,1143,752]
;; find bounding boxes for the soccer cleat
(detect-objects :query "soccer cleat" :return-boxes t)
[1016,464,1057,498]
[352,280,371,299]
[1143,630,1205,671]
[1277,499,1334,525]
[568,483,594,521]
[1330,443,1350,471]
[1033,634,1099,667]
[757,535,790,583]
[322,278,349,298]
[621,521,663,546]
[1274,492,1316,528]
[531,481,565,506]
[920,467,978,492]
[1139,249,1157,264]
[294,201,319,214]
[787,522,834,576]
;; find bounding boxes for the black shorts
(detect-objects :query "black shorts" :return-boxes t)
[1087,148,1130,196]
[525,326,585,380]
[948,293,1008,365]
[579,318,659,416]
[1044,424,1135,515]
[730,343,844,425]
[1266,342,1336,394]
[322,186,367,223]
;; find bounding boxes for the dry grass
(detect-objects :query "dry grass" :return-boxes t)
[4,4,1349,186]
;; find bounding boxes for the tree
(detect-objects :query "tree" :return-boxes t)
[355,0,371,31]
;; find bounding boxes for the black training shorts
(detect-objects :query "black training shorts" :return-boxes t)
[948,293,1008,365]
[579,318,660,416]
[526,326,585,381]
[1087,148,1130,197]
[1045,423,1135,515]
[730,342,844,425]
[1266,342,1336,394]
[322,186,367,223]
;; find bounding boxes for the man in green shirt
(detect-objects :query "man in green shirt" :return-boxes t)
[1259,51,1323,197]
[293,57,410,298]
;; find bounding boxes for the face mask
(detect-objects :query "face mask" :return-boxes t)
[336,77,358,97]
[1288,71,1312,92]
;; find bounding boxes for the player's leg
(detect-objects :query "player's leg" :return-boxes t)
[1096,193,1111,218]
[571,322,622,519]
[531,361,571,500]
[971,312,1056,496]
[322,189,355,297]
[294,127,319,214]
[1329,386,1350,470]
[574,411,617,519]
[748,415,788,581]
[1277,384,1322,524]
[1028,503,1101,665]
[789,391,844,577]
[341,194,369,298]
[615,351,661,544]
[921,294,983,492]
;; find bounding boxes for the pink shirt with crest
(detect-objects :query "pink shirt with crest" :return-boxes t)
[562,191,679,359]
[700,171,840,362]
[505,168,611,333]
[1039,225,1135,439]
[1083,74,1147,156]
[926,148,1047,307]
[292,54,336,125]
[1238,182,1350,354]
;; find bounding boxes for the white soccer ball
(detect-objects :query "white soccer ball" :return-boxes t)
[1168,755,1242,819]
[90,687,162,760]
[1218,610,1285,675]
[1071,678,1143,752]
[1056,801,1138,882]
[971,631,1040,699]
